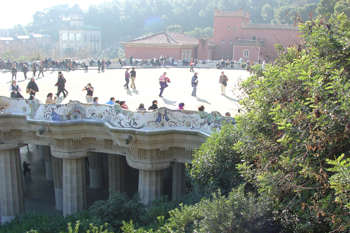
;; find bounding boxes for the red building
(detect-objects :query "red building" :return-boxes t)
[120,31,215,60]
[213,8,299,62]
[121,8,299,62]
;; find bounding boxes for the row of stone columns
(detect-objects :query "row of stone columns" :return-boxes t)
[0,145,187,222]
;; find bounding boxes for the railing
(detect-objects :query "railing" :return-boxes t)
[235,39,265,47]
[0,97,233,136]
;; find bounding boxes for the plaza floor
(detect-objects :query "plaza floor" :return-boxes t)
[1,67,250,115]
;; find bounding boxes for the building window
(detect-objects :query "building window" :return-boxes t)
[252,36,256,40]
[233,26,236,31]
[230,40,233,45]
[221,53,223,58]
[221,40,224,44]
[227,54,229,58]
[228,26,230,31]
[243,49,249,58]
[5,41,9,44]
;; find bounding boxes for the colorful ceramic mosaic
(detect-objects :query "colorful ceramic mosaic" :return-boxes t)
[0,97,234,135]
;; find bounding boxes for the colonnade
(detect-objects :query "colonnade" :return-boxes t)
[0,144,187,223]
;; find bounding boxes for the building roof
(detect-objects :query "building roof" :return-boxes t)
[122,31,199,45]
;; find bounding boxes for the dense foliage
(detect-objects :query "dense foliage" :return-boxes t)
[189,124,244,195]
[235,13,350,232]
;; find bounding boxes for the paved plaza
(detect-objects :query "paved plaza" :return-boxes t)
[1,67,250,115]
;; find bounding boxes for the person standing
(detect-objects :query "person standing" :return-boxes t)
[55,74,66,98]
[45,93,57,104]
[38,64,44,78]
[130,67,136,89]
[97,59,101,71]
[22,64,28,80]
[82,83,94,103]
[23,161,31,175]
[219,71,228,95]
[159,72,168,97]
[32,62,37,76]
[190,59,194,72]
[11,65,17,80]
[27,78,39,97]
[9,80,23,98]
[191,72,198,97]
[124,68,130,89]
[148,100,158,110]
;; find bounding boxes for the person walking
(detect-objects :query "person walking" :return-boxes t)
[11,65,17,80]
[23,161,31,175]
[159,72,168,97]
[82,83,94,103]
[22,64,28,80]
[27,78,39,97]
[191,72,198,97]
[190,59,194,72]
[9,80,23,98]
[219,71,228,95]
[124,68,130,89]
[97,59,101,71]
[130,67,136,89]
[55,74,66,98]
[32,62,37,76]
[38,64,44,78]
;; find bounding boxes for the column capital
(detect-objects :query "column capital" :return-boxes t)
[126,156,174,170]
[0,142,24,150]
[50,146,89,159]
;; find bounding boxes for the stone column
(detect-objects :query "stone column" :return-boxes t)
[63,158,86,216]
[0,146,25,223]
[138,170,163,206]
[38,145,46,160]
[42,146,54,180]
[172,162,186,200]
[52,156,63,210]
[89,153,103,189]
[108,154,125,194]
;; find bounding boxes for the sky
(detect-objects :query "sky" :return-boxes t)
[0,0,113,29]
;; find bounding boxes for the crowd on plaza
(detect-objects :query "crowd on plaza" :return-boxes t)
[8,63,236,117]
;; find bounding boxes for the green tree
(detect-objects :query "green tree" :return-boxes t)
[236,13,350,231]
[189,124,244,195]
[166,24,182,32]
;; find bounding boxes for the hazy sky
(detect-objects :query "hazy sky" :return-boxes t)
[0,0,112,29]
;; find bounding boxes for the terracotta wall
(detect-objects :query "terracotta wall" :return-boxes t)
[197,39,208,60]
[213,15,299,61]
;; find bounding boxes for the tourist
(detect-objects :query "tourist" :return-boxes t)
[198,105,205,111]
[225,112,231,117]
[29,95,35,100]
[55,74,66,98]
[190,59,194,72]
[106,97,115,105]
[148,100,158,110]
[219,71,228,95]
[136,103,146,110]
[58,72,69,97]
[27,78,39,97]
[45,93,57,104]
[120,101,128,109]
[9,80,23,98]
[23,161,31,175]
[22,64,28,80]
[124,68,130,89]
[92,97,99,104]
[32,62,36,76]
[191,72,198,97]
[178,102,185,110]
[82,83,94,103]
[97,59,101,71]
[38,64,44,78]
[130,67,136,89]
[115,100,120,105]
[11,65,17,80]
[159,72,168,97]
